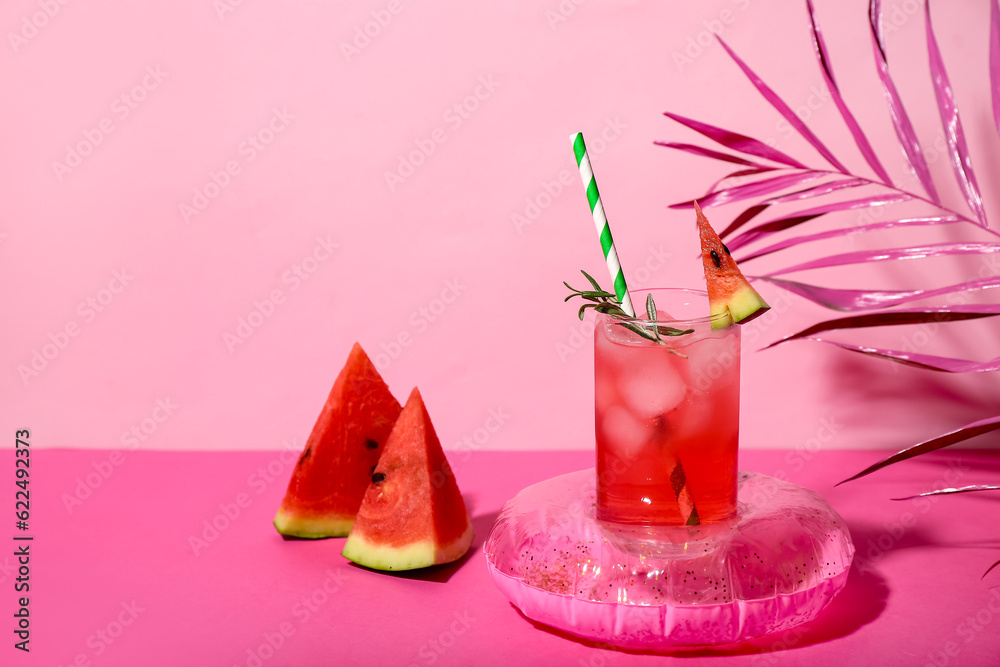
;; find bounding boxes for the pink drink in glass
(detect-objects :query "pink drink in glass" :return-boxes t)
[594,288,740,525]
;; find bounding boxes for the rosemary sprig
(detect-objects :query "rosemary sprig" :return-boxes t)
[563,270,694,346]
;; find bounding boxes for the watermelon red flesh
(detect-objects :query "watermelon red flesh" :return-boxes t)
[342,387,473,571]
[695,203,770,329]
[273,343,401,538]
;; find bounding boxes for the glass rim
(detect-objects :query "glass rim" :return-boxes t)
[597,287,729,326]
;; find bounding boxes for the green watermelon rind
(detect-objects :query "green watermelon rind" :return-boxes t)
[727,283,771,325]
[342,519,474,571]
[273,511,355,539]
[710,282,771,330]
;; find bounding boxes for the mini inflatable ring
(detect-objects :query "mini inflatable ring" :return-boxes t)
[484,469,854,648]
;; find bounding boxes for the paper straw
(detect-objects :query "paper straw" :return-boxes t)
[670,460,700,526]
[571,131,700,526]
[570,132,635,318]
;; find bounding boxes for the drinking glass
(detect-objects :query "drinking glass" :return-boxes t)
[594,288,740,525]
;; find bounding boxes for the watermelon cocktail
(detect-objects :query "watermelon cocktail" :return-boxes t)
[480,133,851,647]
[568,132,764,528]
[594,288,740,526]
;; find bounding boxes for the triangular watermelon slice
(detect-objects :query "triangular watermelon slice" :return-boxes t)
[695,202,770,329]
[273,343,402,538]
[342,388,473,571]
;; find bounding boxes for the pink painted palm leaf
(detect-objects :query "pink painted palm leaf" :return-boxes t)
[763,177,869,204]
[893,485,1000,500]
[869,0,941,203]
[737,216,962,263]
[992,0,1000,136]
[925,2,988,225]
[754,275,1000,311]
[718,204,770,239]
[726,214,826,252]
[705,168,781,195]
[716,35,848,174]
[662,112,809,168]
[653,141,775,169]
[727,192,912,252]
[807,0,893,185]
[670,171,824,209]
[807,340,1000,372]
[766,242,1000,276]
[763,306,1000,349]
[840,414,1000,483]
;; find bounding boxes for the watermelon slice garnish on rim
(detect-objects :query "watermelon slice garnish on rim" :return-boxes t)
[342,388,473,571]
[695,202,770,329]
[273,343,402,538]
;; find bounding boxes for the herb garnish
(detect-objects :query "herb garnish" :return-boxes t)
[563,270,694,346]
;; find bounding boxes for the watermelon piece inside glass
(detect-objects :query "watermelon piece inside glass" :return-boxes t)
[695,202,770,329]
[273,343,402,538]
[342,388,473,571]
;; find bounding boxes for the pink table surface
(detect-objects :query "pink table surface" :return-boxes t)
[22,448,1000,666]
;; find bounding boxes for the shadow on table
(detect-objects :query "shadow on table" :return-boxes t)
[947,452,1000,476]
[345,510,499,584]
[849,517,1000,555]
[848,518,1000,582]
[513,564,888,658]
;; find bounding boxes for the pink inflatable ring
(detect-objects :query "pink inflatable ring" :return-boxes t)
[484,469,854,648]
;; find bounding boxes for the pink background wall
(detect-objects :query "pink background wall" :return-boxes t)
[4,0,999,453]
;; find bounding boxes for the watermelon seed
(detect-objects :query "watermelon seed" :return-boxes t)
[722,243,731,256]
[369,465,376,475]
[371,472,386,483]
[365,438,379,450]
[710,250,722,268]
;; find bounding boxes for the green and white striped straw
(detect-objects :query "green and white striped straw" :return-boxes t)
[571,131,701,526]
[570,132,635,318]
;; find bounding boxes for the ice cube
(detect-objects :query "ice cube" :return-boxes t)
[616,352,687,419]
[601,319,648,346]
[600,405,653,458]
[683,334,740,396]
[671,337,740,443]
[594,366,620,408]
